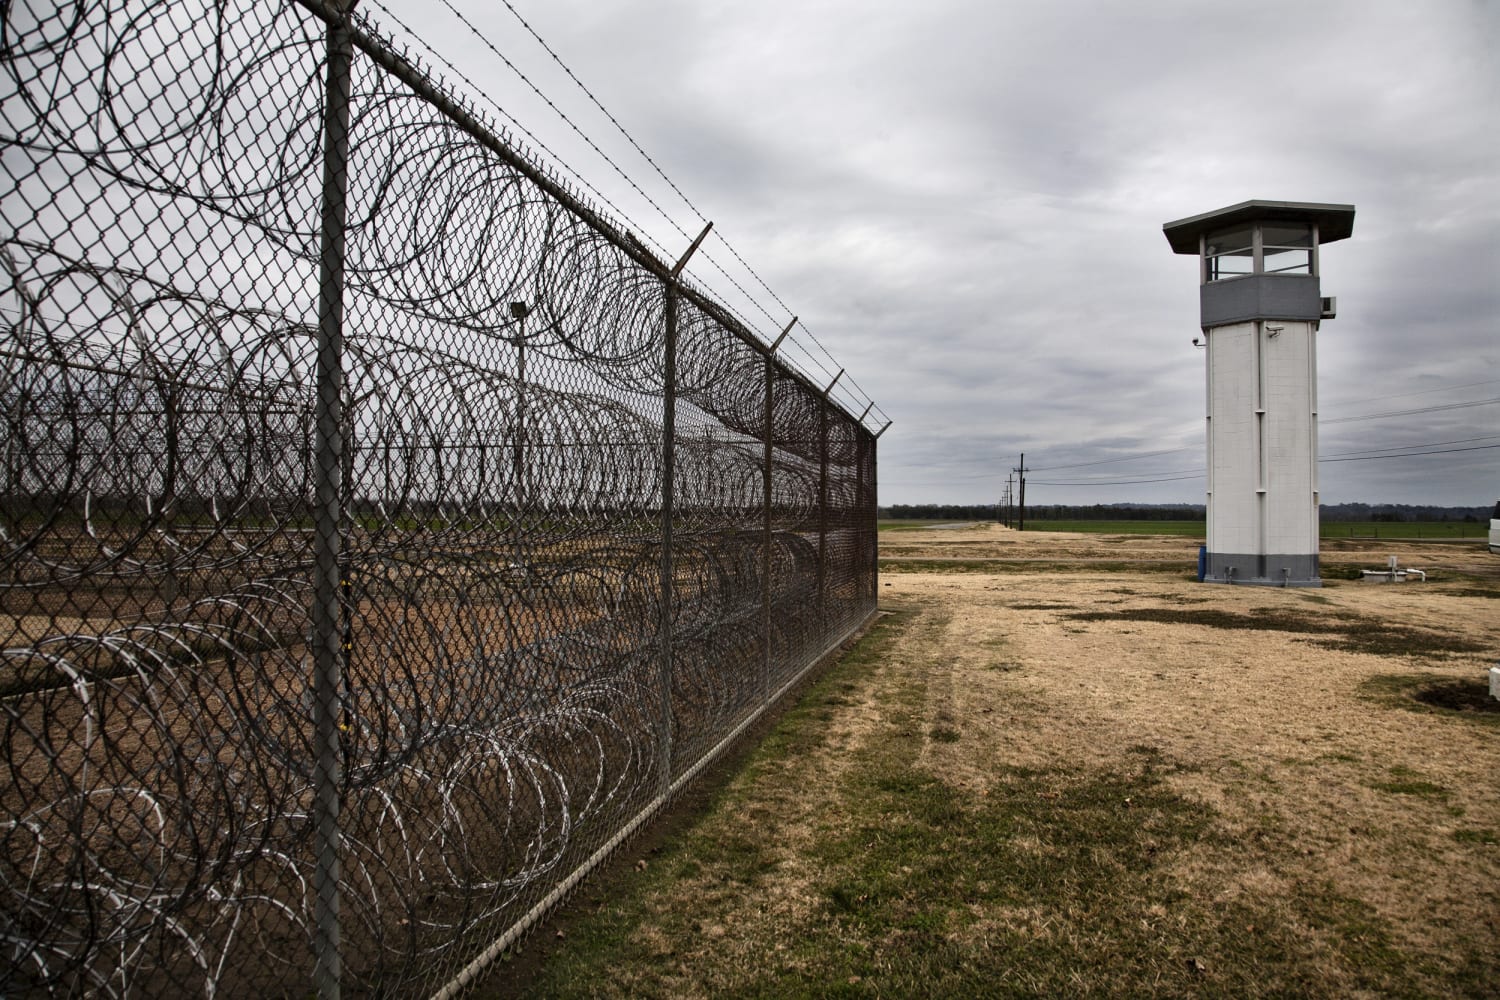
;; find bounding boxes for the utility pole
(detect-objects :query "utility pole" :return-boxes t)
[1015,453,1028,532]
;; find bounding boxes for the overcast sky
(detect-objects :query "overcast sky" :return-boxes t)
[373,0,1498,508]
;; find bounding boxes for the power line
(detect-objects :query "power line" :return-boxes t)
[1322,396,1500,425]
[1031,395,1495,473]
[1322,378,1500,410]
[1028,447,1196,472]
[1029,466,1205,481]
[1020,378,1500,475]
[1321,433,1500,459]
[1028,472,1205,487]
[494,0,706,227]
[1031,440,1499,483]
[894,452,1199,484]
[1321,443,1500,463]
[892,430,1500,491]
[429,0,696,251]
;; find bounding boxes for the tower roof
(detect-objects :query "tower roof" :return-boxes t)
[1163,200,1356,254]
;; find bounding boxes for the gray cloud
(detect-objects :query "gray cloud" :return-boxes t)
[384,0,1499,507]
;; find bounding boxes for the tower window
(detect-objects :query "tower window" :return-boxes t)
[1205,225,1254,281]
[1261,222,1313,275]
[1204,221,1315,280]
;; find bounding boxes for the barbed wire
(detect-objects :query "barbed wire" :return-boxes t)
[386,0,889,431]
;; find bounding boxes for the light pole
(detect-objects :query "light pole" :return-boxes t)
[509,300,529,512]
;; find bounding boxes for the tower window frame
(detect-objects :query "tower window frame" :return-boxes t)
[1260,222,1314,276]
[1202,221,1316,281]
[1204,224,1255,282]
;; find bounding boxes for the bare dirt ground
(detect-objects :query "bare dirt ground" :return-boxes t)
[498,525,1500,997]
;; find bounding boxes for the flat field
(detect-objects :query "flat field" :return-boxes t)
[881,518,1489,539]
[491,526,1500,998]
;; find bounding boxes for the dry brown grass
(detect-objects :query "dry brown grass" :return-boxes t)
[889,527,1499,967]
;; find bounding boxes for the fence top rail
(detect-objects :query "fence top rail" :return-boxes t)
[291,0,877,437]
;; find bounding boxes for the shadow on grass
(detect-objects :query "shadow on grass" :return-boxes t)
[1359,674,1500,728]
[1066,607,1488,659]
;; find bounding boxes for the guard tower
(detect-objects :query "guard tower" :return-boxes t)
[1163,199,1355,586]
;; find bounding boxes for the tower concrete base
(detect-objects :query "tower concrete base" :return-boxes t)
[1203,551,1320,587]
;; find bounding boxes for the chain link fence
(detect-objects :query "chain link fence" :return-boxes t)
[1,1,879,994]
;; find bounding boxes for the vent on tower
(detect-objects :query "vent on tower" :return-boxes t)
[1320,296,1337,319]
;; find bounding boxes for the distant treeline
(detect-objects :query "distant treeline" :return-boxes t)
[881,503,1493,523]
[1319,502,1492,523]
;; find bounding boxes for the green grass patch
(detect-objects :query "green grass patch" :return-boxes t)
[1321,521,1487,539]
[1367,766,1450,800]
[1368,780,1449,799]
[1453,828,1499,845]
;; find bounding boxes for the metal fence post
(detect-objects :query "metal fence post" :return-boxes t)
[655,224,707,789]
[762,317,793,698]
[312,5,355,996]
[762,353,773,703]
[817,396,827,624]
[657,280,677,792]
[817,370,841,625]
[872,421,890,599]
[856,427,868,601]
[869,430,878,598]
